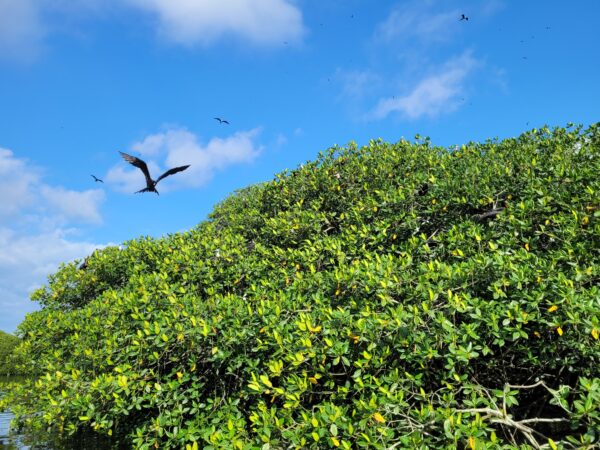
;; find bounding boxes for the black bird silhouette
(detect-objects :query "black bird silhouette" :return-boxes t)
[119,151,190,195]
[460,14,469,21]
[214,117,230,124]
[91,174,103,183]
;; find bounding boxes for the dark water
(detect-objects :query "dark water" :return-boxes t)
[1,409,31,450]
[0,378,116,450]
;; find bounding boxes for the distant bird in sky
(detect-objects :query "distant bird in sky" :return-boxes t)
[119,151,190,195]
[214,117,229,124]
[91,174,103,183]
[460,14,469,21]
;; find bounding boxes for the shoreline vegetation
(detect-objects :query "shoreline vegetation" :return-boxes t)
[3,125,600,448]
[0,332,23,377]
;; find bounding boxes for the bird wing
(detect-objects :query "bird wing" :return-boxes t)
[214,117,222,122]
[223,120,230,124]
[120,151,154,187]
[155,165,191,184]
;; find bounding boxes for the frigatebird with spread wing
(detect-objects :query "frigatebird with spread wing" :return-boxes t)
[119,151,190,195]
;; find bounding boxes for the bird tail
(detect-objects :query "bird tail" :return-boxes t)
[135,187,159,195]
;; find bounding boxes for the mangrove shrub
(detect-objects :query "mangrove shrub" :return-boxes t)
[3,124,600,449]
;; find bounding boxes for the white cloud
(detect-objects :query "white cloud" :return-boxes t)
[40,186,105,224]
[0,148,39,216]
[123,0,305,47]
[371,52,478,120]
[0,147,107,333]
[0,227,103,333]
[0,0,306,63]
[0,148,105,223]
[131,133,166,157]
[107,127,263,194]
[0,228,100,278]
[0,0,44,62]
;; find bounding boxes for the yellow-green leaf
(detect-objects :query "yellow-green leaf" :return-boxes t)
[260,375,272,388]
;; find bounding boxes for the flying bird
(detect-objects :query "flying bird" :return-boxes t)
[214,117,230,124]
[460,14,469,21]
[119,151,190,195]
[91,174,104,183]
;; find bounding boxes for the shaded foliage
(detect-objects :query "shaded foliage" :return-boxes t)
[0,331,23,376]
[3,124,600,449]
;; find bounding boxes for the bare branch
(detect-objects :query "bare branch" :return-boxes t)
[457,408,542,449]
[506,380,546,390]
[518,417,568,425]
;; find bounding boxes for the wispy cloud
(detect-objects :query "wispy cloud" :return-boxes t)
[325,0,507,122]
[374,0,504,46]
[374,3,460,45]
[0,147,107,332]
[0,0,44,62]
[334,69,382,100]
[371,52,478,120]
[330,1,490,121]
[122,0,305,47]
[107,127,263,193]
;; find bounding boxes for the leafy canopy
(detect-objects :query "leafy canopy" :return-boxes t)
[4,124,600,449]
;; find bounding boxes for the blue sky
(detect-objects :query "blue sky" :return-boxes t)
[1,0,599,333]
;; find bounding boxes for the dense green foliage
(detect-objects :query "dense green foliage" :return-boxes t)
[3,125,600,449]
[0,331,22,375]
